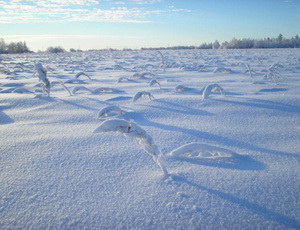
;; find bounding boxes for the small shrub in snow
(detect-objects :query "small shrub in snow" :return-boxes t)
[97,106,126,119]
[244,63,254,77]
[34,63,51,96]
[71,86,92,94]
[1,63,11,75]
[263,70,282,84]
[141,72,156,78]
[13,63,25,72]
[75,71,91,80]
[167,142,234,159]
[92,87,120,94]
[202,84,224,99]
[64,79,86,84]
[175,85,188,92]
[59,81,72,96]
[130,73,146,79]
[149,79,161,89]
[132,91,155,103]
[117,77,129,83]
[269,63,284,70]
[264,63,285,84]
[130,72,156,80]
[94,119,168,175]
[157,50,166,71]
[144,63,156,71]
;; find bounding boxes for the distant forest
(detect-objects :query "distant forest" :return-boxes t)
[1,34,300,54]
[143,34,300,50]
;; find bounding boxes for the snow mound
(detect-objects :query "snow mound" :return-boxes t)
[97,105,126,119]
[175,85,188,92]
[71,86,92,94]
[149,79,161,89]
[94,118,130,133]
[64,79,87,84]
[168,143,234,159]
[202,84,224,99]
[75,71,91,80]
[213,67,232,73]
[132,91,155,102]
[92,87,121,94]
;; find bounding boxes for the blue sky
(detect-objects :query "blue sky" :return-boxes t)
[0,0,299,51]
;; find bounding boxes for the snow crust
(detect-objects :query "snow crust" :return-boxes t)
[1,49,300,229]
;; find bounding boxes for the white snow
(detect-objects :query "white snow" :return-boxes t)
[0,49,300,229]
[97,105,126,119]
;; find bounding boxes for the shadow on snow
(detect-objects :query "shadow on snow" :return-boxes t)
[171,153,266,171]
[0,105,14,125]
[169,175,300,230]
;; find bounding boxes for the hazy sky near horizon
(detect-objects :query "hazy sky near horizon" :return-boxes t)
[1,0,299,51]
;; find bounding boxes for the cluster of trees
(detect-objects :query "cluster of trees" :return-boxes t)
[142,34,300,50]
[0,38,30,54]
[218,34,300,49]
[45,46,66,53]
[43,47,83,53]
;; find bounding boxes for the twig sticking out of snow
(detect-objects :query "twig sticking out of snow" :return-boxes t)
[245,63,253,77]
[59,81,72,96]
[132,91,155,103]
[167,142,234,159]
[97,106,126,119]
[264,63,285,84]
[269,63,284,70]
[2,63,11,72]
[264,70,282,85]
[34,63,51,96]
[157,50,166,72]
[202,84,224,99]
[75,71,91,80]
[94,119,168,175]
[149,79,161,89]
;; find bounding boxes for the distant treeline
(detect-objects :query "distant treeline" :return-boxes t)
[1,34,300,54]
[142,34,300,50]
[0,38,31,54]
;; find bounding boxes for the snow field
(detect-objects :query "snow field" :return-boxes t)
[0,49,300,229]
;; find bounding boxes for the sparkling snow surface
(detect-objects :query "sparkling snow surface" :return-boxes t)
[1,49,300,229]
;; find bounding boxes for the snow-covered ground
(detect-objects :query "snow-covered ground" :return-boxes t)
[1,49,299,229]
